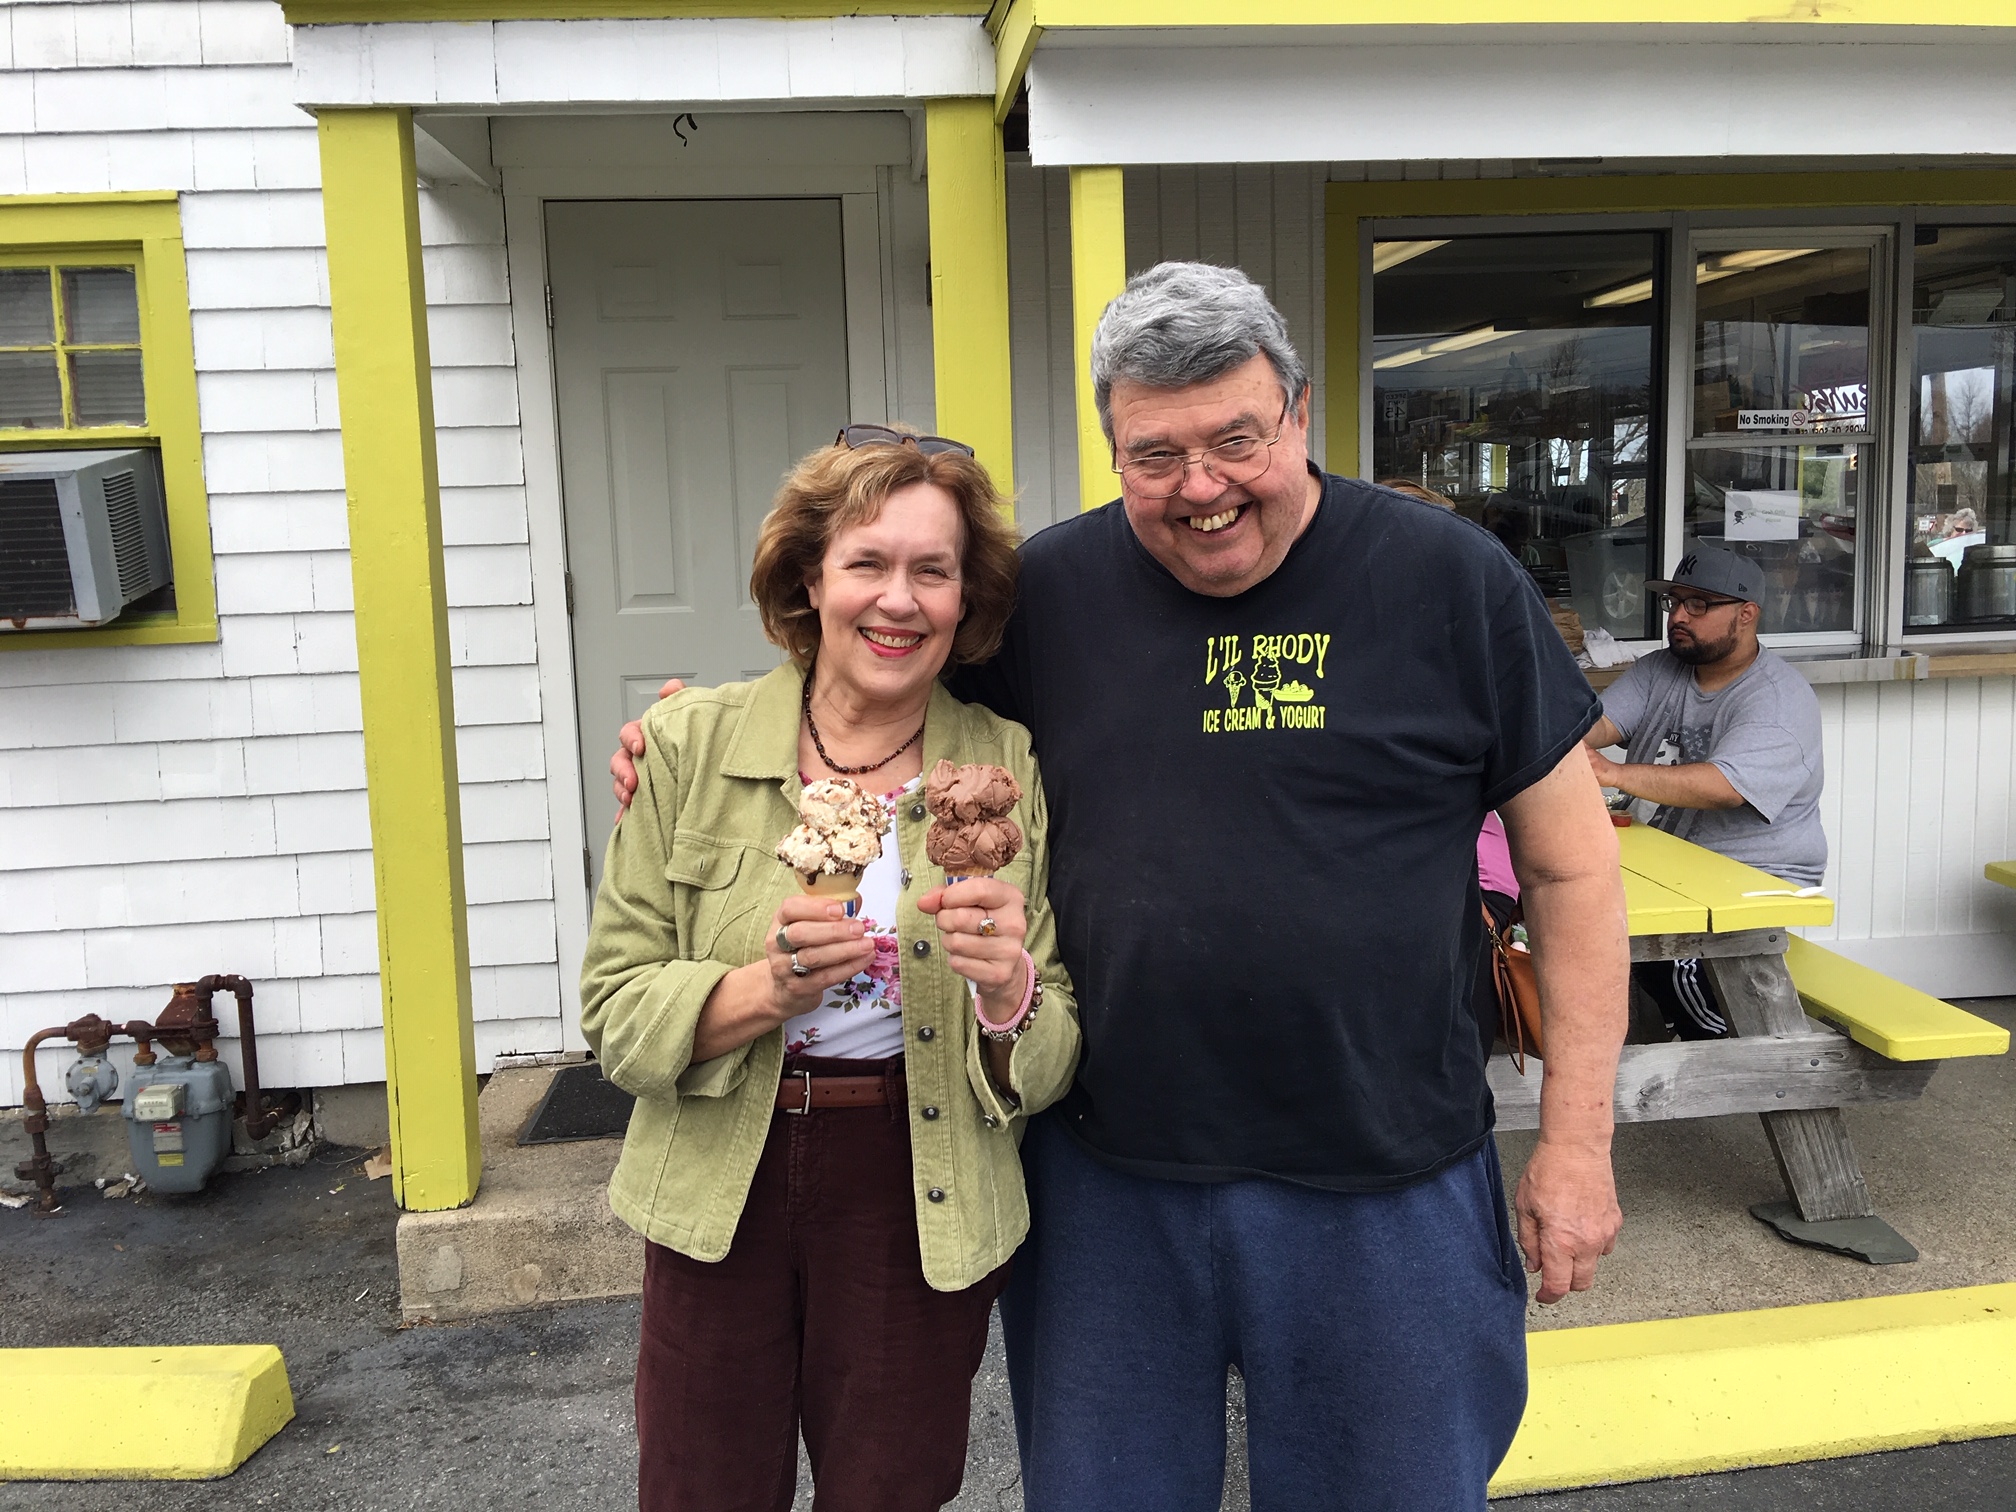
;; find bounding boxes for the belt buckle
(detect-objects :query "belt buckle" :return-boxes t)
[784,1069,813,1115]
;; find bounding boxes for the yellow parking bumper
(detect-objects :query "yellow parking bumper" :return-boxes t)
[0,1345,293,1480]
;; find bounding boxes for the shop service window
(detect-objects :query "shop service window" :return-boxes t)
[1907,226,2016,632]
[1685,244,1874,637]
[1371,233,1662,640]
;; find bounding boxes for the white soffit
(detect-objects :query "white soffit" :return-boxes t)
[1026,29,2016,164]
[294,16,993,110]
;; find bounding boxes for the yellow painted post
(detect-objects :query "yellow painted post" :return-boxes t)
[924,98,1015,496]
[1069,165,1126,511]
[317,108,480,1212]
[1323,200,1360,479]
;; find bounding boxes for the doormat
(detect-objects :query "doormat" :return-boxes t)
[517,1063,634,1145]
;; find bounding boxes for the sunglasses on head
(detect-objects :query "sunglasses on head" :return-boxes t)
[836,424,975,458]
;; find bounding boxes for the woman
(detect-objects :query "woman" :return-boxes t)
[580,427,1080,1512]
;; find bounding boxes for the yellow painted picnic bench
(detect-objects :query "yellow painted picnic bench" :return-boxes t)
[1989,859,2016,892]
[1490,823,2009,1262]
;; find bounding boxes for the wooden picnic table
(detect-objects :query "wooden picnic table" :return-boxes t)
[1489,823,1931,1261]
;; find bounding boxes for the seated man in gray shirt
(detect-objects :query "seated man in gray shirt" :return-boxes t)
[1582,543,1826,1038]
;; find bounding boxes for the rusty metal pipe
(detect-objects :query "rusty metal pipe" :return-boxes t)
[15,1027,70,1214]
[212,975,294,1140]
[11,978,296,1209]
[119,1023,156,1067]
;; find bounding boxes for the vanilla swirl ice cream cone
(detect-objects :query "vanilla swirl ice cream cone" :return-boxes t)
[776,778,890,916]
[923,760,1023,883]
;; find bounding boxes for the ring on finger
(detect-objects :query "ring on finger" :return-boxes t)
[790,951,810,979]
[776,926,793,954]
[979,917,998,937]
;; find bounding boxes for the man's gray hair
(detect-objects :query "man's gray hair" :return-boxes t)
[1091,262,1308,444]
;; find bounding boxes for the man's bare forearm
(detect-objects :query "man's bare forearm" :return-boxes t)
[1520,869,1629,1148]
[1598,757,1743,812]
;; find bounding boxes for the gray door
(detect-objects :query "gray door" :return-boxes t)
[548,199,850,860]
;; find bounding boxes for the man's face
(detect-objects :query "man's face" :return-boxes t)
[1109,355,1320,598]
[1666,594,1755,665]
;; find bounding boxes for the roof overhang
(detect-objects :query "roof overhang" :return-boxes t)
[990,1,2016,163]
[998,15,2016,164]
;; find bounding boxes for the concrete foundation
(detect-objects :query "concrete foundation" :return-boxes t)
[0,1096,315,1200]
[394,1065,642,1323]
[0,1104,132,1197]
[311,1080,391,1150]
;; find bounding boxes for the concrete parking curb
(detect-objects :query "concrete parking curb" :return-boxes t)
[0,1344,294,1480]
[1493,1283,2016,1495]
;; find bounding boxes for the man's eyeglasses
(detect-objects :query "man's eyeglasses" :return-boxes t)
[1113,404,1289,500]
[1658,592,1743,617]
[837,424,975,458]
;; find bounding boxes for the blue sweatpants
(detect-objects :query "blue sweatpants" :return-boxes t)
[1001,1114,1528,1512]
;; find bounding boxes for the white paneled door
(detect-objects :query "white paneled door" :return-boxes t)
[547,199,850,876]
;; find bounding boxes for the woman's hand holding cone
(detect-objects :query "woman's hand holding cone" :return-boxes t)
[762,895,872,1014]
[917,877,1028,1025]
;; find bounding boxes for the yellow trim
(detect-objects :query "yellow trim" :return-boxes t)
[0,195,217,649]
[1323,169,2016,481]
[319,108,482,1214]
[1785,936,2011,1061]
[975,0,2016,25]
[0,1346,294,1481]
[1988,859,2016,890]
[993,0,1041,120]
[924,99,1016,499]
[1069,166,1125,512]
[1494,1284,2016,1494]
[286,1,987,19]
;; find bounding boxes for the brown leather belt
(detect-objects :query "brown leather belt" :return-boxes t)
[774,1071,900,1114]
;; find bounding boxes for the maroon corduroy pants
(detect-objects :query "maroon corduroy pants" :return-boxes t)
[635,1065,1006,1512]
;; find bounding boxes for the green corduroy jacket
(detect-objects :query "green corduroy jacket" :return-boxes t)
[580,662,1082,1291]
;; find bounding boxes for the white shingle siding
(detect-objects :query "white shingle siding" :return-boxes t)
[0,0,564,1107]
[291,15,992,110]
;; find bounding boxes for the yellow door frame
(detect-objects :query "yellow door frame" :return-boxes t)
[1324,168,2016,478]
[317,107,482,1213]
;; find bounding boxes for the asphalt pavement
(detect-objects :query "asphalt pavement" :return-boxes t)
[4,1147,2013,1511]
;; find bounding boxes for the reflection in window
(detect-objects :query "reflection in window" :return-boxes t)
[1686,245,1875,635]
[1371,233,1661,639]
[1692,248,1870,438]
[1907,226,2016,630]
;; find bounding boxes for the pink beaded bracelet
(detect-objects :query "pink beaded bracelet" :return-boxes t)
[975,949,1042,1043]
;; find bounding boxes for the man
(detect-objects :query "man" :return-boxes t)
[614,263,1628,1509]
[1584,544,1826,1039]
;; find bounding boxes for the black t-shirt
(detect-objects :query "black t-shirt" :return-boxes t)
[952,473,1600,1190]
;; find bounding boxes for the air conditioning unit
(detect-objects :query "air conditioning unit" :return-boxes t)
[0,449,170,631]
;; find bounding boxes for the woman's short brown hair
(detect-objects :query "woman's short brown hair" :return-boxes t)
[749,437,1021,669]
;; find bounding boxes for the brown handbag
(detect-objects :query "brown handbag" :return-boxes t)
[1482,903,1544,1072]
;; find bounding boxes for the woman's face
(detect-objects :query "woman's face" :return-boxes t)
[806,480,965,708]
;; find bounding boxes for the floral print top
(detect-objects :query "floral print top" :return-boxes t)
[782,777,917,1060]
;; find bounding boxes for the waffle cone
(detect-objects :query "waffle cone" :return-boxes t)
[797,869,863,905]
